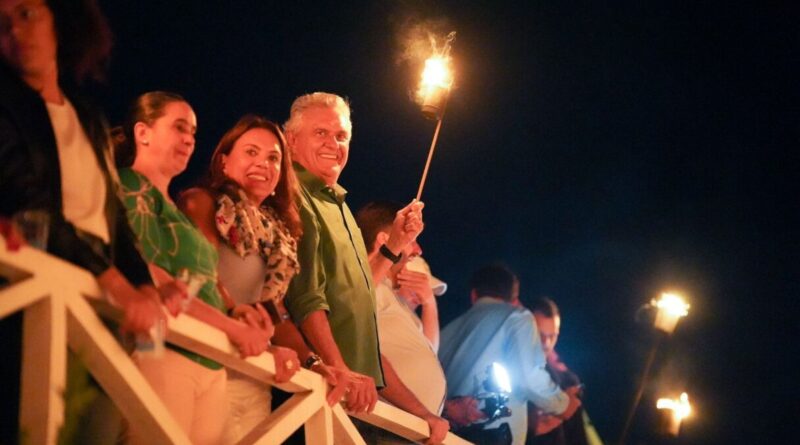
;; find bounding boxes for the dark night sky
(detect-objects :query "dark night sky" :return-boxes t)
[92,1,796,443]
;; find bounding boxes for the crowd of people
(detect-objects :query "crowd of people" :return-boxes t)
[0,1,597,444]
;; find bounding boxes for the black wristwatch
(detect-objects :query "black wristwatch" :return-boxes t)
[303,353,324,369]
[379,244,402,264]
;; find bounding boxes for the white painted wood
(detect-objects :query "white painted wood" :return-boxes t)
[332,404,367,445]
[163,313,316,393]
[304,405,334,445]
[239,390,322,445]
[0,277,49,319]
[19,294,66,445]
[354,401,429,441]
[2,237,474,445]
[0,251,31,283]
[0,241,101,296]
[66,293,190,444]
[354,401,473,445]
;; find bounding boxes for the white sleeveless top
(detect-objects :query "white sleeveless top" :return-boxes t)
[46,98,110,242]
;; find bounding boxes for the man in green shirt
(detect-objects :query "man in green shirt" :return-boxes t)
[284,92,449,443]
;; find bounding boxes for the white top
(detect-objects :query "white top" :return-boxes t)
[375,280,446,414]
[46,98,109,243]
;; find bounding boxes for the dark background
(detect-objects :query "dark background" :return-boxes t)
[94,1,795,444]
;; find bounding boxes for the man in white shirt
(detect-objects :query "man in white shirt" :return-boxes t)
[396,255,447,351]
[356,201,447,420]
[439,265,581,445]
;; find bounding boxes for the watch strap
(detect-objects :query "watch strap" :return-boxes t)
[379,244,402,264]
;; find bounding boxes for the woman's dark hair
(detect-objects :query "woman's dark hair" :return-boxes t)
[206,115,302,240]
[112,91,187,168]
[46,0,113,84]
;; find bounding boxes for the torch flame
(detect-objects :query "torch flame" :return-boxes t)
[421,56,452,89]
[657,392,692,420]
[653,292,690,318]
[416,31,456,106]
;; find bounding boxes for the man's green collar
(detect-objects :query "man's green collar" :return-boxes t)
[293,162,348,202]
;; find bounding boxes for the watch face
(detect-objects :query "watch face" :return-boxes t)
[304,354,322,369]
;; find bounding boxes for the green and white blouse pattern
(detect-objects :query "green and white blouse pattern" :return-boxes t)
[118,168,224,369]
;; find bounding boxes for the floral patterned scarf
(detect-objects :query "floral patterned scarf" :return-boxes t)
[215,186,299,303]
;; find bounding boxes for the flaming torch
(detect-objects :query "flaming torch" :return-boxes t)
[656,392,692,436]
[652,292,690,334]
[619,291,692,445]
[415,31,456,201]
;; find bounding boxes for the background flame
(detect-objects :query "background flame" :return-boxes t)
[657,392,692,419]
[654,292,690,317]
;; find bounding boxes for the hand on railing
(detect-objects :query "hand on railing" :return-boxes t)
[228,318,273,358]
[307,362,350,406]
[268,344,301,382]
[421,413,450,445]
[156,279,187,317]
[123,284,166,334]
[139,263,190,324]
[231,303,266,327]
[337,367,378,413]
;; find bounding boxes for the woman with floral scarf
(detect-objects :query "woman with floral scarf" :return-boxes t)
[180,115,344,443]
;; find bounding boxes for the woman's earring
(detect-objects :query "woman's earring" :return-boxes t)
[271,191,276,196]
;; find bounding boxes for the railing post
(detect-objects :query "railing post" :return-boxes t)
[304,405,334,445]
[66,293,190,444]
[332,404,367,445]
[19,293,66,445]
[3,241,475,445]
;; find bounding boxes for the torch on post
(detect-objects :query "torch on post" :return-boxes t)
[415,31,456,201]
[656,392,692,436]
[618,292,690,445]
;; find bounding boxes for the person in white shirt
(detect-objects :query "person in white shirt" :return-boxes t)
[396,255,447,351]
[356,201,448,444]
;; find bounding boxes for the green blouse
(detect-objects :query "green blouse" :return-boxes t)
[119,168,224,370]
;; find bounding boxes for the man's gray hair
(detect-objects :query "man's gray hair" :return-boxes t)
[284,92,351,134]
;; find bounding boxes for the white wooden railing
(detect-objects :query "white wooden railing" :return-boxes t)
[0,236,471,445]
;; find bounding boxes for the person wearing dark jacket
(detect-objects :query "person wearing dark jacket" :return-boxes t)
[526,298,589,445]
[0,0,177,442]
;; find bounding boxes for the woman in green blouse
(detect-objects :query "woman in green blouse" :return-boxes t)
[115,92,271,445]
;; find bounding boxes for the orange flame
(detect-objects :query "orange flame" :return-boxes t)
[421,56,452,90]
[416,31,456,104]
[657,392,692,420]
